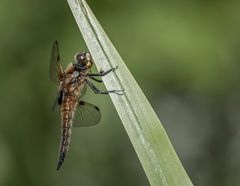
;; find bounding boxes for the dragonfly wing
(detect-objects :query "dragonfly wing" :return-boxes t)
[79,83,87,98]
[50,40,63,84]
[51,94,59,112]
[73,101,101,127]
[51,92,63,112]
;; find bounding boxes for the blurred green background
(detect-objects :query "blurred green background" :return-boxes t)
[0,0,240,185]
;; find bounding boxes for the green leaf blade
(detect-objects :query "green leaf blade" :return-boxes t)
[67,0,193,185]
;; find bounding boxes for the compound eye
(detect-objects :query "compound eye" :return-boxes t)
[74,52,92,68]
[77,54,85,62]
[74,52,87,65]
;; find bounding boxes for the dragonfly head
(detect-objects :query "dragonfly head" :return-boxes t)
[74,52,93,69]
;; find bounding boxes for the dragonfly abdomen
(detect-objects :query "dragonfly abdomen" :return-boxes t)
[57,96,77,170]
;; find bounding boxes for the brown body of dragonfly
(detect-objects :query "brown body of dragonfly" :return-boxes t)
[57,64,89,170]
[50,41,123,171]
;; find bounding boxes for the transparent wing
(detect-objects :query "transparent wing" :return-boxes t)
[73,101,101,127]
[51,92,62,112]
[51,85,87,113]
[79,83,87,98]
[50,40,63,84]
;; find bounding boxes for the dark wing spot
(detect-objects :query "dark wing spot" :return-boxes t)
[94,106,100,111]
[58,92,63,105]
[57,54,60,61]
[79,101,85,105]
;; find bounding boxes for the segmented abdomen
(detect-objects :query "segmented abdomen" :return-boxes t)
[57,96,77,170]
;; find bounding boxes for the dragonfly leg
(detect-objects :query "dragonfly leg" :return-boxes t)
[88,66,118,77]
[89,76,103,83]
[85,79,124,95]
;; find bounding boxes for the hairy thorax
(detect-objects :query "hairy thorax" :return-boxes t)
[59,63,89,99]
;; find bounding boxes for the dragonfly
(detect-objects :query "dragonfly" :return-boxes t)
[50,41,124,171]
